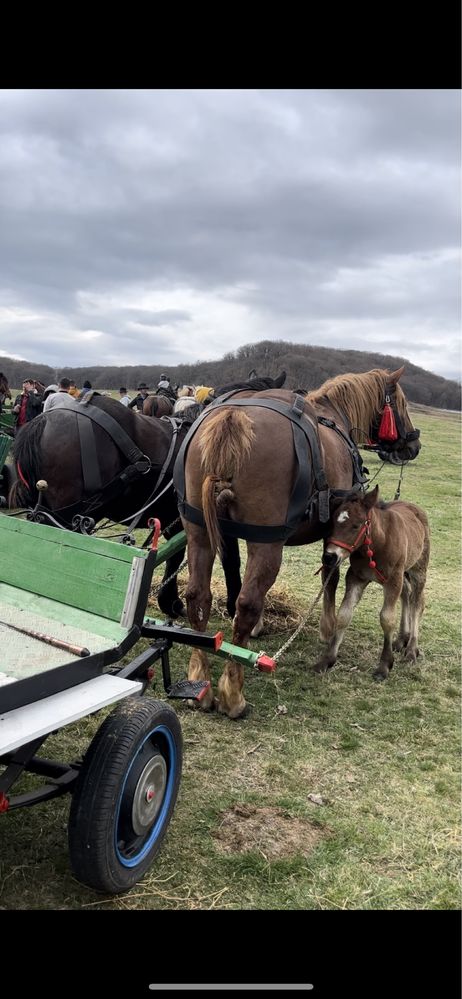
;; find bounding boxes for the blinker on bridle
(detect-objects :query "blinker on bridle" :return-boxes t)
[365,383,420,453]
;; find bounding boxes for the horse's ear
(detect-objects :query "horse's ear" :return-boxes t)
[388,366,405,383]
[364,485,379,509]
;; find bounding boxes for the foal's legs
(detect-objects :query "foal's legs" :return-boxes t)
[319,556,340,641]
[393,573,411,654]
[184,524,216,711]
[373,571,404,680]
[314,567,368,672]
[402,563,427,663]
[217,542,283,719]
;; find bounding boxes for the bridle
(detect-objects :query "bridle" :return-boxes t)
[328,512,387,583]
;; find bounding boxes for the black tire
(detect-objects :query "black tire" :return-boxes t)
[68,698,182,894]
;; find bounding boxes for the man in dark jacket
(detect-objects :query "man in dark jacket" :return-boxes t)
[129,383,150,412]
[13,379,44,432]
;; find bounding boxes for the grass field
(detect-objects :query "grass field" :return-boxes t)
[0,405,460,910]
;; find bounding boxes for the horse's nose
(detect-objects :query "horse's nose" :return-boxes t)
[322,550,340,569]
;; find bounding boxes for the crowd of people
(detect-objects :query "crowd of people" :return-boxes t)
[4,372,216,433]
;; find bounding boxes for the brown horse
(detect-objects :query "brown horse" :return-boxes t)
[0,372,11,411]
[142,394,174,418]
[175,366,421,717]
[317,485,430,679]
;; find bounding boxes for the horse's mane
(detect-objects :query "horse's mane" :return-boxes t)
[216,371,286,395]
[307,369,408,441]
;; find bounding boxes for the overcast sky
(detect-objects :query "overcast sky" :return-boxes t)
[0,89,460,379]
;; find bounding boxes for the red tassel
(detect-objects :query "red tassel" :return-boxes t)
[378,403,398,441]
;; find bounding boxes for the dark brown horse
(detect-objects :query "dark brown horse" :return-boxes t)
[318,485,430,679]
[10,394,189,618]
[0,372,11,411]
[176,366,421,717]
[142,394,174,418]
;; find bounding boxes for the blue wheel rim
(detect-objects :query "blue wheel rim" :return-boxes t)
[115,724,177,868]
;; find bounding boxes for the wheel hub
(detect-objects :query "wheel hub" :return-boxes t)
[131,753,167,835]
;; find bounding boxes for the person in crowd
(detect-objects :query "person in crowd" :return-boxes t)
[68,380,80,398]
[13,378,44,432]
[129,383,150,412]
[78,380,92,399]
[43,378,76,413]
[42,384,58,406]
[156,374,176,402]
[119,387,131,407]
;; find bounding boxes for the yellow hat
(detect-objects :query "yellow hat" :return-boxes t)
[195,386,214,405]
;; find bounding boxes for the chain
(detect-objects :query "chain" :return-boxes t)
[268,564,338,663]
[151,558,189,595]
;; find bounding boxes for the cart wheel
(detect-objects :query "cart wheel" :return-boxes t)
[68,698,182,894]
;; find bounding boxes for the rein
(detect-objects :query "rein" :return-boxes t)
[328,513,388,583]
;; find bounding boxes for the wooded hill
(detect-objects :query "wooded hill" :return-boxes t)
[2,340,460,409]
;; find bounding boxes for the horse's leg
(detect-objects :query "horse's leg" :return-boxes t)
[402,563,427,663]
[217,542,283,719]
[184,524,216,711]
[319,549,340,641]
[314,567,368,672]
[392,573,411,654]
[221,536,242,619]
[373,572,403,681]
[157,549,186,618]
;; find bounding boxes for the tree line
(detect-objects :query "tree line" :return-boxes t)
[2,340,460,410]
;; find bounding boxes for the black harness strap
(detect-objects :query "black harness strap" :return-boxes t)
[317,416,368,486]
[77,412,103,494]
[53,396,151,469]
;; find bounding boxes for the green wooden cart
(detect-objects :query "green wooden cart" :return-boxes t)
[0,514,275,894]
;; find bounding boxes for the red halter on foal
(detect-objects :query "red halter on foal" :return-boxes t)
[328,513,388,583]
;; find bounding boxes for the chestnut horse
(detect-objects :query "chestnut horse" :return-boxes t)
[175,366,421,717]
[318,485,430,680]
[142,394,174,418]
[0,372,11,411]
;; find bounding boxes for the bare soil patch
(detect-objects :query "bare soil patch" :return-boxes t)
[212,803,326,858]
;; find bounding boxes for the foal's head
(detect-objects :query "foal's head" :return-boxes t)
[323,486,380,568]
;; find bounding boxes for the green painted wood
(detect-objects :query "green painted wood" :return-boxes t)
[0,517,146,621]
[0,514,147,562]
[153,530,187,567]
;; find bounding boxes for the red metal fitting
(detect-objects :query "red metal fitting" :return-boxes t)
[256,654,276,673]
[213,631,224,651]
[196,680,212,701]
[147,666,155,681]
[0,792,10,813]
[148,518,162,552]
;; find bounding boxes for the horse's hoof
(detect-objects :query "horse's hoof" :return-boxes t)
[171,599,185,617]
[187,689,215,711]
[313,659,333,673]
[215,696,247,720]
[373,670,387,682]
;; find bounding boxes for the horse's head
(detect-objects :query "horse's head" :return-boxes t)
[368,367,421,465]
[323,486,380,568]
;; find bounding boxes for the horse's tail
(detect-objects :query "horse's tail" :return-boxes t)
[199,409,255,556]
[10,415,47,507]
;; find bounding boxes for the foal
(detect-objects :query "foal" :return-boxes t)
[316,486,430,680]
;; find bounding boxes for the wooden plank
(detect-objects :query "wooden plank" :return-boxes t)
[0,518,150,621]
[0,513,147,562]
[0,675,143,755]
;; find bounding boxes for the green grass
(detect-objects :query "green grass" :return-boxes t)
[0,406,460,909]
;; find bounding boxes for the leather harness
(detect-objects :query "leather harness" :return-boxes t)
[173,391,367,544]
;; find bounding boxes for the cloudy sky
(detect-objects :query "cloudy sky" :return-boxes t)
[0,89,460,378]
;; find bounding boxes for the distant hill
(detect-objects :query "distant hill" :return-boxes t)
[1,340,460,410]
